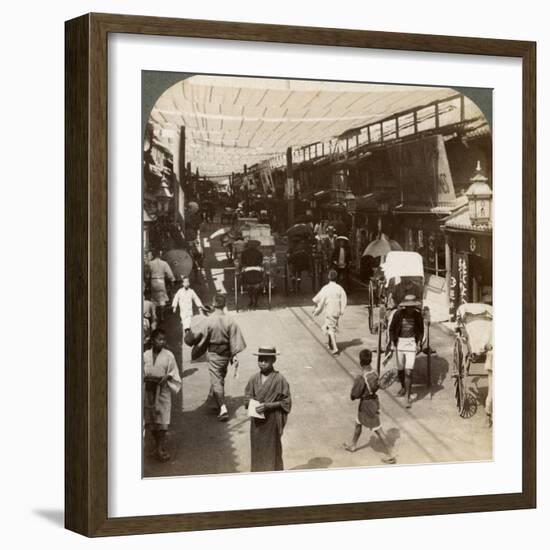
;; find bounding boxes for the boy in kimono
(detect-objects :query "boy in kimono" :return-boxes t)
[244,345,292,472]
[344,349,396,464]
[143,328,182,462]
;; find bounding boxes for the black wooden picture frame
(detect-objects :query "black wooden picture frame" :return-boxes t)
[65,12,536,537]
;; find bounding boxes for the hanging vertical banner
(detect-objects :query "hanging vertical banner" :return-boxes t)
[457,252,470,306]
[449,251,470,319]
[449,251,459,319]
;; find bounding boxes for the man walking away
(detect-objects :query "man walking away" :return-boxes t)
[344,349,396,464]
[245,345,291,472]
[312,269,347,355]
[184,294,246,421]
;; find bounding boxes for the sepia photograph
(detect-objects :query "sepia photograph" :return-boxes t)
[141,73,493,478]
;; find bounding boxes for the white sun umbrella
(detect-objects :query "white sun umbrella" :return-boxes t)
[362,233,393,257]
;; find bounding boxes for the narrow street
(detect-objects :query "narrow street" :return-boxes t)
[144,221,492,478]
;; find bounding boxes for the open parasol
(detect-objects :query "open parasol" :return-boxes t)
[362,233,401,258]
[163,249,194,279]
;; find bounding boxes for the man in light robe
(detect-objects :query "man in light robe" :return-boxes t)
[244,345,291,472]
[143,328,182,462]
[184,294,246,421]
[171,276,204,332]
[312,269,347,355]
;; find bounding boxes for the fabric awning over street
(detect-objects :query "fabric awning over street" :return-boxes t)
[148,76,485,177]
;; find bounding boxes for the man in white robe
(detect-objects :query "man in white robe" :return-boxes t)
[312,270,347,355]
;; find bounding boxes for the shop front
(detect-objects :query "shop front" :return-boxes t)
[444,162,493,319]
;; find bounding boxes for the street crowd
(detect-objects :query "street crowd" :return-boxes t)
[141,235,427,471]
[141,207,491,474]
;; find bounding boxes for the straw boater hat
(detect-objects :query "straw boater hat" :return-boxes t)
[252,345,281,356]
[399,294,421,308]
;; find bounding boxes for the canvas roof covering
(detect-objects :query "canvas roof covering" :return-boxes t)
[148,75,486,177]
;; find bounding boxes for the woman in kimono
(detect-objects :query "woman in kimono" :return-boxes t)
[245,346,291,472]
[143,328,182,462]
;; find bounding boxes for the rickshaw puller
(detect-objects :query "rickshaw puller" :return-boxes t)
[388,294,424,408]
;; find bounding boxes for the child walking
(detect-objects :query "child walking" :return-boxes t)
[171,276,204,332]
[344,349,396,464]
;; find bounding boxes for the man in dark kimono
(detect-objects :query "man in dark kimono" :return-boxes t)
[244,345,292,472]
[184,294,246,421]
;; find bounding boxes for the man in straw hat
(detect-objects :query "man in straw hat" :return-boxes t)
[244,345,292,472]
[388,294,424,408]
[184,293,246,421]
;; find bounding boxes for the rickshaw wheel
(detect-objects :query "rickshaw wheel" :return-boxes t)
[453,337,467,416]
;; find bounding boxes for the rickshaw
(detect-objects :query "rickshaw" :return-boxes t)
[234,222,277,311]
[373,251,433,392]
[363,235,404,333]
[283,223,324,294]
[453,303,493,418]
